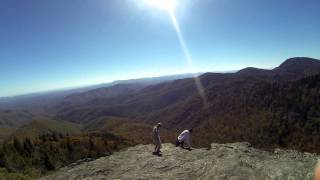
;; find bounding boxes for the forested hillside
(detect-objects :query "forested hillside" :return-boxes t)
[0,57,320,179]
[53,58,320,153]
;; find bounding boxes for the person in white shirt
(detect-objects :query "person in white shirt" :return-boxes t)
[176,129,193,150]
[152,123,162,155]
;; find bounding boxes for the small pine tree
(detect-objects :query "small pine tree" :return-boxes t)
[66,137,73,152]
[13,138,23,155]
[44,153,55,171]
[0,147,7,167]
[89,137,95,150]
[58,133,64,138]
[39,134,47,142]
[52,133,58,141]
[23,138,34,157]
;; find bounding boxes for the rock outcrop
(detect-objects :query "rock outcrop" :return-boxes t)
[41,143,318,180]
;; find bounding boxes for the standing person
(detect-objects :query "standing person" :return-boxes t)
[176,129,193,150]
[315,160,320,180]
[152,123,162,155]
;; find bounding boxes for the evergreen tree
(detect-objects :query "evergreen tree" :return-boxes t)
[13,138,23,155]
[66,137,73,152]
[52,133,58,141]
[58,133,64,139]
[0,147,7,167]
[89,136,95,150]
[44,153,55,171]
[23,138,34,157]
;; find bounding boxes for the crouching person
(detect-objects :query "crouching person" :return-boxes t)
[176,129,193,151]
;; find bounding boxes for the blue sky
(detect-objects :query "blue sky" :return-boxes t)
[1,0,320,97]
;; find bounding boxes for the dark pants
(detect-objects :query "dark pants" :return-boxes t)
[176,139,184,147]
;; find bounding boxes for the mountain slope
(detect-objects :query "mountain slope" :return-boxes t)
[0,73,197,116]
[0,110,34,141]
[276,57,320,75]
[82,116,176,144]
[40,142,318,180]
[0,110,33,128]
[11,118,81,140]
[55,57,320,124]
[53,57,320,153]
[192,73,320,151]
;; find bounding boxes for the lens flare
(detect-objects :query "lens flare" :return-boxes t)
[168,11,208,107]
[143,0,208,107]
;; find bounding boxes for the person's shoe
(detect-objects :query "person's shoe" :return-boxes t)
[153,151,162,156]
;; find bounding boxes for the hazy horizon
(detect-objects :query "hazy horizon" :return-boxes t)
[0,72,201,98]
[0,59,306,98]
[0,70,235,98]
[1,0,320,97]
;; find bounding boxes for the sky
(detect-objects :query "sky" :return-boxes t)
[0,0,320,97]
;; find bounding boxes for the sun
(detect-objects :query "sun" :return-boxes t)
[144,0,178,13]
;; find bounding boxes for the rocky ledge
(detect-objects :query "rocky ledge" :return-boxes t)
[41,142,318,180]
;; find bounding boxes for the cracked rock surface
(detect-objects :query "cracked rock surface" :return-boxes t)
[41,142,318,180]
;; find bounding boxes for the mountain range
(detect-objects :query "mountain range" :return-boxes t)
[1,57,320,178]
[54,57,320,123]
[1,57,320,149]
[0,73,199,140]
[0,73,200,114]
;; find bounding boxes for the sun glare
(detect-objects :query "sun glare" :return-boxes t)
[144,0,177,13]
[143,0,208,108]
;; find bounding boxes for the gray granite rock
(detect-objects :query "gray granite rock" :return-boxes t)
[41,142,318,180]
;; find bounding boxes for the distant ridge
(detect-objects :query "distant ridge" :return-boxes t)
[0,73,201,114]
[276,57,320,74]
[0,73,202,99]
[236,67,270,76]
[279,57,320,68]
